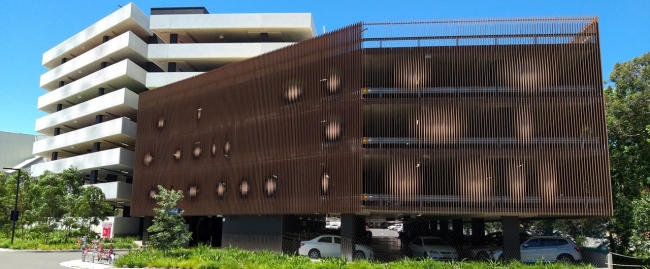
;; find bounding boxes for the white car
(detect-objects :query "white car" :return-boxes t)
[298,235,374,259]
[490,236,582,263]
[408,236,458,260]
[388,223,403,231]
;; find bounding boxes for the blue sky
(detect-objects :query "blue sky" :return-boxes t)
[1,0,649,135]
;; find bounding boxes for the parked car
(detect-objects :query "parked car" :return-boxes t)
[490,236,581,263]
[408,236,459,260]
[470,232,531,260]
[326,223,341,229]
[298,235,374,259]
[388,223,403,231]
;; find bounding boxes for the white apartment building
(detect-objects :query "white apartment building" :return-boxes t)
[30,3,315,236]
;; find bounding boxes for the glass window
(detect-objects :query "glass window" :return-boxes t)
[334,237,341,244]
[318,237,332,243]
[556,239,568,246]
[542,239,558,247]
[525,239,542,247]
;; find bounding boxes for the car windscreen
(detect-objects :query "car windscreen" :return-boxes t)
[422,238,447,246]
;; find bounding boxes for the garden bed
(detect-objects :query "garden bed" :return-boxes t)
[115,245,596,269]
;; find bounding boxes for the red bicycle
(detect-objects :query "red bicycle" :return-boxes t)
[94,241,115,264]
[78,238,99,263]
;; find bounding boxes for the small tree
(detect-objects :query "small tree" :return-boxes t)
[147,185,192,254]
[76,186,113,236]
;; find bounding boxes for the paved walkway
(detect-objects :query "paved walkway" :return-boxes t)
[0,248,129,269]
[60,259,116,269]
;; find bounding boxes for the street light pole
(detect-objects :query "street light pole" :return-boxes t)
[3,168,20,244]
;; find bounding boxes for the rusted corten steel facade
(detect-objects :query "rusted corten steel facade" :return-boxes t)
[133,17,612,218]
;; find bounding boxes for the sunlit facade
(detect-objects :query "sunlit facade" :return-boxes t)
[30,3,315,236]
[133,18,611,255]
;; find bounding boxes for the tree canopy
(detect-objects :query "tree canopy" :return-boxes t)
[605,52,650,255]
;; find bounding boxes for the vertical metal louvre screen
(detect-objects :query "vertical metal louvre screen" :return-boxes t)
[132,17,611,263]
[360,17,610,218]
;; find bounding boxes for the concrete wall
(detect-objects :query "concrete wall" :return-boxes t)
[0,131,39,169]
[222,215,283,252]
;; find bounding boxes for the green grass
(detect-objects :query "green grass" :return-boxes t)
[115,246,596,269]
[0,234,138,250]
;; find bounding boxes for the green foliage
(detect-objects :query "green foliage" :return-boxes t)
[107,236,139,249]
[147,185,192,254]
[605,52,650,254]
[76,185,113,235]
[115,247,596,269]
[0,167,118,249]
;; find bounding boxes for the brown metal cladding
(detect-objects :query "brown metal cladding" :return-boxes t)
[361,17,610,218]
[133,24,364,217]
[133,17,612,218]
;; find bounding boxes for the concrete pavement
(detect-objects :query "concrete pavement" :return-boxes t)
[0,249,127,269]
[60,259,115,269]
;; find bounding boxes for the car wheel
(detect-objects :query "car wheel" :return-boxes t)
[422,251,429,259]
[557,254,574,263]
[308,249,321,259]
[354,250,366,259]
[477,252,490,260]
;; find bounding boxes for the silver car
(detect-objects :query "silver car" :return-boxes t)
[298,235,374,259]
[491,236,582,263]
[408,236,458,260]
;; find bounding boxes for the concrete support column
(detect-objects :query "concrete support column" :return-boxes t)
[142,217,153,244]
[122,206,131,217]
[56,104,63,111]
[170,33,178,44]
[439,219,449,238]
[340,214,358,261]
[452,219,463,244]
[147,35,158,44]
[90,170,98,184]
[502,216,521,261]
[51,152,58,161]
[167,62,176,72]
[471,218,485,246]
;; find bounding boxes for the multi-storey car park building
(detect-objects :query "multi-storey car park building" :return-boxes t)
[134,17,611,260]
[29,3,315,236]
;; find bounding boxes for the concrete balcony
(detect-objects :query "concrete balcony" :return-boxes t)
[149,13,315,44]
[147,43,293,71]
[41,31,149,90]
[35,88,138,135]
[30,147,134,177]
[145,72,203,89]
[87,181,132,203]
[42,3,151,69]
[38,60,146,113]
[33,118,136,158]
